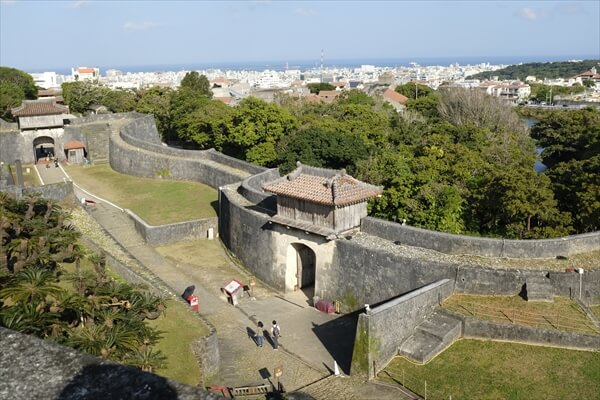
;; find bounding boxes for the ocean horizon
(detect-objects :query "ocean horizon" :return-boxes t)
[27,54,599,75]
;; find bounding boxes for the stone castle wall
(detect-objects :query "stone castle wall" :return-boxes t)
[353,279,455,378]
[125,209,218,246]
[110,115,258,188]
[361,217,600,258]
[4,113,598,309]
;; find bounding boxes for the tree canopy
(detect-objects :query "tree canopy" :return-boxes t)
[28,67,599,239]
[531,108,600,232]
[179,71,212,98]
[307,82,335,94]
[467,60,600,80]
[0,67,37,121]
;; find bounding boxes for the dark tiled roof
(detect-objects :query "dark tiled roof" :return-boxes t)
[263,163,382,207]
[12,99,69,117]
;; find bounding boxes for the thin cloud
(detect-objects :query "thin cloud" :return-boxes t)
[123,21,163,32]
[295,7,318,17]
[516,7,544,21]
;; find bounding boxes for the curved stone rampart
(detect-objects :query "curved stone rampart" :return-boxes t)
[361,216,600,258]
[110,118,252,188]
[112,115,261,189]
[238,168,279,212]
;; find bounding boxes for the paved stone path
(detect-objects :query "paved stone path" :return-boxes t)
[42,164,409,399]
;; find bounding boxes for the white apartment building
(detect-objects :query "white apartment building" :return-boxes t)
[30,72,61,89]
[71,67,100,82]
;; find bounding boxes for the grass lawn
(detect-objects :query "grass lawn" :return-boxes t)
[147,299,209,386]
[592,305,600,320]
[443,294,598,335]
[5,164,40,187]
[380,340,600,400]
[64,164,217,225]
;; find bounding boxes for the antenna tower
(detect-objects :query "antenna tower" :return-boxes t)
[320,49,324,83]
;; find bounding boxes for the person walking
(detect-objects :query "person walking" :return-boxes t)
[271,320,281,350]
[255,321,264,348]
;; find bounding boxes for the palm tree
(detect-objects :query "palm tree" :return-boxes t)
[67,324,107,356]
[0,302,60,337]
[123,346,167,373]
[0,267,62,305]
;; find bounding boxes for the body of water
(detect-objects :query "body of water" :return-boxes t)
[35,54,598,75]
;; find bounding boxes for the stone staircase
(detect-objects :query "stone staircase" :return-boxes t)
[525,275,554,302]
[399,310,462,364]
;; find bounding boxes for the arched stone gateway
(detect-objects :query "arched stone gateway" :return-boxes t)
[287,243,316,297]
[32,136,55,162]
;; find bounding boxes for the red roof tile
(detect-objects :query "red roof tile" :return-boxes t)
[64,140,86,150]
[263,163,382,207]
[78,68,96,74]
[383,89,409,105]
[12,99,69,117]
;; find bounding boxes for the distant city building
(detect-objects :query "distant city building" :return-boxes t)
[105,69,123,78]
[573,67,600,84]
[478,81,530,101]
[71,67,100,82]
[30,72,61,89]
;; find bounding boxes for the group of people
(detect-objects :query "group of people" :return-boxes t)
[44,155,59,169]
[254,320,281,350]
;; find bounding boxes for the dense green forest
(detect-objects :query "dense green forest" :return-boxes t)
[3,68,598,238]
[0,66,38,121]
[467,59,599,81]
[0,194,167,372]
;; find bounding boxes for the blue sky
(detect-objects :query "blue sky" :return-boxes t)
[1,0,599,72]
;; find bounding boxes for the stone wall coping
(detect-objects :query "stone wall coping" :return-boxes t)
[361,216,600,258]
[370,279,452,315]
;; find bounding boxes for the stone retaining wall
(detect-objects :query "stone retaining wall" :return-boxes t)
[442,309,600,351]
[125,209,218,246]
[361,217,600,258]
[191,329,221,385]
[0,181,74,201]
[0,131,22,164]
[352,279,455,379]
